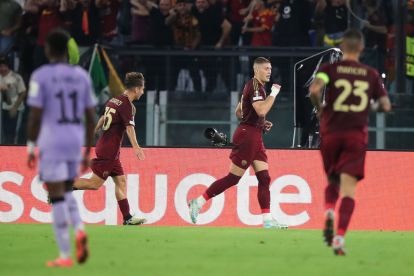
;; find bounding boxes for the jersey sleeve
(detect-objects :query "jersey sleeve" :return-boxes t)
[315,63,331,85]
[119,102,135,127]
[371,69,388,100]
[27,72,45,108]
[250,79,265,103]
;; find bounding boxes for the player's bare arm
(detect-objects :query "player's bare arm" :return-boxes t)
[252,84,281,117]
[370,96,391,113]
[309,78,325,111]
[26,107,43,168]
[126,125,145,160]
[94,115,105,134]
[235,102,242,120]
[83,107,96,171]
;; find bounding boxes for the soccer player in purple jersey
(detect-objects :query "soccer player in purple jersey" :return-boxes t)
[73,72,146,226]
[27,29,96,267]
[309,29,391,255]
[189,57,288,229]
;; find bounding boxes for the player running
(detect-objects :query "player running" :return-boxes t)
[27,29,96,267]
[189,57,288,229]
[309,29,391,255]
[73,72,146,226]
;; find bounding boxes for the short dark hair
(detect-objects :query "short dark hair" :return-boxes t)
[342,29,364,52]
[46,28,70,57]
[0,55,10,67]
[254,57,270,65]
[124,72,145,89]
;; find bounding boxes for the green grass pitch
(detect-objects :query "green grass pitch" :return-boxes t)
[0,224,413,276]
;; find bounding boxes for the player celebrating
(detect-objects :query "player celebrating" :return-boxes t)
[27,29,96,267]
[309,29,391,255]
[189,57,288,229]
[73,72,146,226]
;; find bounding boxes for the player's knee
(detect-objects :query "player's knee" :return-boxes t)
[114,177,127,189]
[118,180,126,189]
[340,185,356,198]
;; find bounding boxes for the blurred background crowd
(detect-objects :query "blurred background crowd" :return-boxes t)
[0,0,406,80]
[0,0,413,148]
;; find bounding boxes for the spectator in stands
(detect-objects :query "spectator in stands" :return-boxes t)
[0,56,26,144]
[167,0,201,49]
[66,0,101,50]
[315,0,348,47]
[26,0,65,67]
[151,0,174,46]
[96,0,121,43]
[130,0,154,44]
[18,3,39,82]
[167,0,201,92]
[0,0,23,55]
[242,0,275,47]
[193,0,231,48]
[226,0,250,45]
[132,0,174,46]
[361,0,388,73]
[134,0,174,90]
[192,0,232,93]
[271,0,311,46]
[404,1,414,94]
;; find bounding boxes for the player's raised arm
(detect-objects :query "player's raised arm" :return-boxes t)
[252,83,281,116]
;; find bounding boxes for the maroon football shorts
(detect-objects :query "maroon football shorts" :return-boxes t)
[320,130,367,180]
[229,124,267,169]
[91,158,124,180]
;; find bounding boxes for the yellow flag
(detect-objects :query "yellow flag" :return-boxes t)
[100,47,125,96]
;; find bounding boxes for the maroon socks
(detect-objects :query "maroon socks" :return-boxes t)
[204,173,242,199]
[337,197,355,236]
[118,198,131,220]
[324,183,339,210]
[256,170,271,212]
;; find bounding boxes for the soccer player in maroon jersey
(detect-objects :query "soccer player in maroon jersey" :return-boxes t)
[189,57,288,229]
[309,29,391,255]
[73,72,146,226]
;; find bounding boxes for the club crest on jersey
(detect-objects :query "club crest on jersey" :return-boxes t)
[253,90,263,101]
[103,171,109,179]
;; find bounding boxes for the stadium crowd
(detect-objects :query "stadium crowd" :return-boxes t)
[0,1,399,72]
[0,0,411,145]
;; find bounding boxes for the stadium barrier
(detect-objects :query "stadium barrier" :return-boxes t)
[1,146,413,230]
